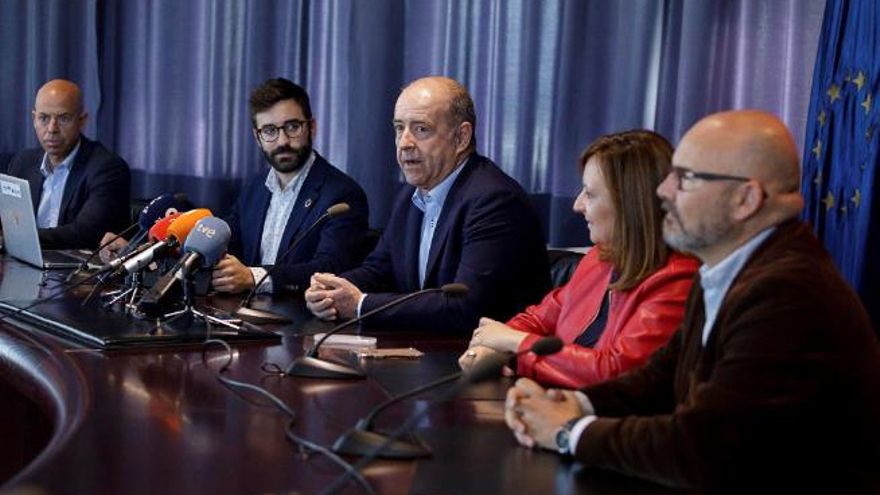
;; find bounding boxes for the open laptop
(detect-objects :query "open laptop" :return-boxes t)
[0,173,89,269]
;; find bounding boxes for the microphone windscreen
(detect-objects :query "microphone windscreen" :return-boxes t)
[138,192,193,230]
[147,213,181,242]
[530,336,564,356]
[326,203,350,217]
[440,283,469,296]
[166,208,212,243]
[183,217,231,267]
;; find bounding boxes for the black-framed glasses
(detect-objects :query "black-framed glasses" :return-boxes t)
[256,119,311,142]
[670,166,752,191]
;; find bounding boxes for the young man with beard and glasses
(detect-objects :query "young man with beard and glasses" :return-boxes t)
[210,78,369,294]
[6,79,131,249]
[503,110,880,491]
[304,76,549,333]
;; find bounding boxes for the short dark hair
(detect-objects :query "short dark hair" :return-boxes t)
[248,78,312,127]
[578,130,675,291]
[445,80,477,154]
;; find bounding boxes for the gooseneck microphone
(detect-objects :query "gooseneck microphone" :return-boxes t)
[332,336,564,458]
[75,192,191,274]
[318,341,550,495]
[234,202,351,325]
[285,283,469,379]
[95,212,181,277]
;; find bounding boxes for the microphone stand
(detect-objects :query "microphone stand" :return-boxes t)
[285,283,468,380]
[158,267,251,333]
[319,352,512,495]
[332,336,564,458]
[234,203,350,325]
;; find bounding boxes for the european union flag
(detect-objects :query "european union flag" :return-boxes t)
[802,0,879,330]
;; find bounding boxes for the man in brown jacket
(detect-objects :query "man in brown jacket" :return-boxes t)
[505,110,880,491]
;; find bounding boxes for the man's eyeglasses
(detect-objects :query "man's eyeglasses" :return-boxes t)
[34,112,82,128]
[670,166,753,192]
[256,119,311,142]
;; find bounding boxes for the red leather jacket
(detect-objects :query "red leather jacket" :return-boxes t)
[511,248,698,389]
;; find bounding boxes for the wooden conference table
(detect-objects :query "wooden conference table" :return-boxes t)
[0,255,686,495]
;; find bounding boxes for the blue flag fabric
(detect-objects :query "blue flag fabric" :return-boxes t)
[802,0,879,329]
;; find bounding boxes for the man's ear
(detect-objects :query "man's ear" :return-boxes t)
[77,112,89,132]
[730,181,765,221]
[455,121,473,154]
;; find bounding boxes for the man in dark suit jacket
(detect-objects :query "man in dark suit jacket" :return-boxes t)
[505,110,880,491]
[304,77,549,333]
[6,79,130,249]
[211,78,368,294]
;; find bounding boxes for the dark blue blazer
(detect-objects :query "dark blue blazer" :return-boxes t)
[225,153,369,293]
[341,154,550,333]
[6,136,131,249]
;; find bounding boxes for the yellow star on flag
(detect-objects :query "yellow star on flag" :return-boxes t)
[852,71,866,91]
[822,191,835,211]
[813,172,822,186]
[862,93,872,114]
[818,110,826,127]
[812,140,822,159]
[851,189,861,208]
[827,83,841,103]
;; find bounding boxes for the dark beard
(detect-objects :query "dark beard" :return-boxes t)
[265,141,312,174]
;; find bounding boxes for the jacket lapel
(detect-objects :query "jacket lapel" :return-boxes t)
[422,157,475,286]
[277,155,326,255]
[58,136,90,223]
[244,186,271,264]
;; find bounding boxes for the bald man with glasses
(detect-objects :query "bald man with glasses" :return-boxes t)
[504,110,880,491]
[6,79,131,249]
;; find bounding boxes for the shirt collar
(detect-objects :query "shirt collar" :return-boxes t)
[699,226,776,292]
[264,151,316,194]
[411,156,468,212]
[40,139,81,177]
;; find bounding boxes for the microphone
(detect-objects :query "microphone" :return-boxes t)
[285,283,469,379]
[116,208,212,276]
[318,340,544,495]
[234,202,351,325]
[137,216,231,316]
[75,193,191,275]
[332,336,564,458]
[96,212,181,277]
[118,192,192,257]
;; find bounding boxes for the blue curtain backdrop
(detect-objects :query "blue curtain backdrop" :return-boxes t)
[802,0,878,328]
[0,0,825,248]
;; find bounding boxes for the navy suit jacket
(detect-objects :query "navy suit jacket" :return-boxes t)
[341,154,550,333]
[6,136,131,249]
[225,153,369,293]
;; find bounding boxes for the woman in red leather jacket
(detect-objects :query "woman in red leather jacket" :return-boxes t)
[459,130,699,389]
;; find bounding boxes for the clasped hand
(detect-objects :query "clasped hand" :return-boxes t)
[304,272,362,320]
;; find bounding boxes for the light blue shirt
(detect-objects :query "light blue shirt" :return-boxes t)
[248,152,315,293]
[411,160,466,288]
[697,227,775,346]
[37,140,80,228]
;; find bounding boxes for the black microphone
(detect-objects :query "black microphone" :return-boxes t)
[318,341,540,495]
[74,192,190,275]
[234,202,351,325]
[285,283,469,379]
[332,336,564,458]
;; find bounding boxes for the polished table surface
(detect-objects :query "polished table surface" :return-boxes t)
[0,256,686,495]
